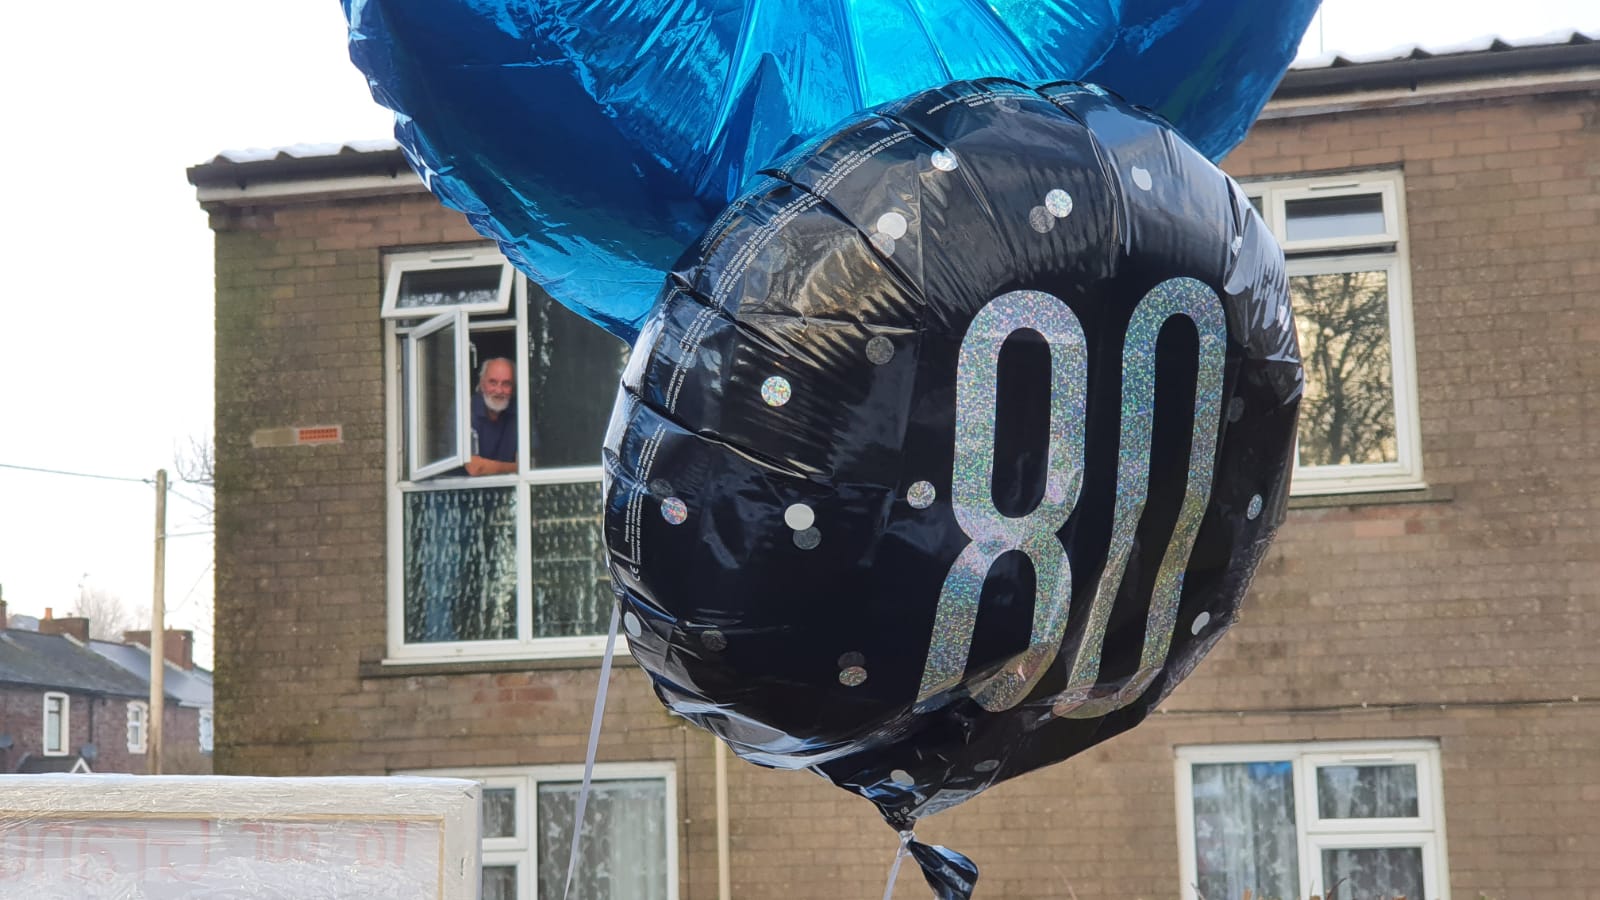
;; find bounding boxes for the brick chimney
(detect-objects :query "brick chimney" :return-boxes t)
[125,629,195,671]
[38,608,91,643]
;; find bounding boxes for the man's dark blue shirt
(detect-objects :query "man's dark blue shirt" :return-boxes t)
[471,393,518,463]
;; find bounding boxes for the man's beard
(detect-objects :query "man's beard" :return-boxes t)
[483,393,510,413]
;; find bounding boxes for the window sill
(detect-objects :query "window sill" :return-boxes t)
[1287,483,1453,510]
[360,653,634,679]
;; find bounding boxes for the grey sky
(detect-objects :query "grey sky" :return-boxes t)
[1,0,1594,669]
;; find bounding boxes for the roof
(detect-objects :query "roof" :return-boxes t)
[1292,28,1594,69]
[89,639,214,709]
[187,31,1600,195]
[0,629,150,698]
[1278,29,1597,97]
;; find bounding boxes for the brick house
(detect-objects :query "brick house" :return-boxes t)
[0,602,213,775]
[191,34,1598,900]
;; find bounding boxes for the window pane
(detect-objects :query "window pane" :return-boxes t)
[398,265,504,312]
[403,487,518,642]
[46,698,64,753]
[127,703,146,752]
[483,787,518,839]
[537,779,668,900]
[415,321,462,470]
[1191,762,1299,900]
[471,329,520,466]
[1317,764,1419,819]
[1285,193,1387,242]
[529,482,613,638]
[1322,846,1424,900]
[1291,270,1398,467]
[527,286,628,469]
[481,864,519,900]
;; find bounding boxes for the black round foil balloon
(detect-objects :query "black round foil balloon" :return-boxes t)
[603,79,1301,831]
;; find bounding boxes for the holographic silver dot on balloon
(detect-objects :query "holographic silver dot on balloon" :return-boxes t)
[701,629,727,651]
[1231,235,1244,255]
[1131,166,1154,191]
[839,666,868,687]
[865,336,895,365]
[930,149,959,171]
[1044,189,1073,218]
[876,211,909,240]
[784,503,815,531]
[869,232,897,256]
[660,497,688,525]
[623,611,643,638]
[1190,611,1211,635]
[1247,494,1263,520]
[973,759,999,773]
[794,527,821,550]
[889,768,913,785]
[907,481,936,509]
[1028,206,1055,233]
[1228,396,1245,423]
[760,375,791,407]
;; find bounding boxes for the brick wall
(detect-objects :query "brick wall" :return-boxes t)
[0,686,209,774]
[209,85,1600,898]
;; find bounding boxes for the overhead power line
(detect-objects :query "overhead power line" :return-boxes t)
[0,461,215,493]
[0,462,154,484]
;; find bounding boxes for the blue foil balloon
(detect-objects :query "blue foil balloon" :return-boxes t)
[344,0,1319,340]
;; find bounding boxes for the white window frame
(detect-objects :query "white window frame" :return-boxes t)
[383,248,617,665]
[126,700,149,754]
[42,692,69,756]
[409,762,679,900]
[382,247,514,319]
[1271,179,1403,254]
[198,707,214,753]
[1175,740,1450,900]
[404,310,474,481]
[1244,171,1425,496]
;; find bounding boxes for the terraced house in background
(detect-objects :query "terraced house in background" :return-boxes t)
[190,33,1599,900]
[0,599,213,775]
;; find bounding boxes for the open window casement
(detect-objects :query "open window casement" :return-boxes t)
[382,249,514,319]
[405,310,473,481]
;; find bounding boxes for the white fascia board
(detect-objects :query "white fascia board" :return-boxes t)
[194,171,425,206]
[1260,68,1600,120]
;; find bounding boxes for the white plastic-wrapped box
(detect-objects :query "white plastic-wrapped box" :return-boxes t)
[0,774,480,899]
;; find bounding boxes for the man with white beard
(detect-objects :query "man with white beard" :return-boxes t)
[465,357,520,476]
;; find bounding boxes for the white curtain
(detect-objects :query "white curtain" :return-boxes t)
[537,779,668,900]
[1190,762,1300,900]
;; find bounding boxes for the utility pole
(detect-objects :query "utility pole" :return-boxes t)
[149,469,167,775]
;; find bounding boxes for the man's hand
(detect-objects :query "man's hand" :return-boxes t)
[465,456,517,476]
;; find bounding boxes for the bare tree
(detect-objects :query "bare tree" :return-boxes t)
[172,435,216,523]
[70,583,150,641]
[1290,270,1397,466]
[173,435,214,489]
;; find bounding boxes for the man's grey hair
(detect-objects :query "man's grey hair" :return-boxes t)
[478,357,514,383]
